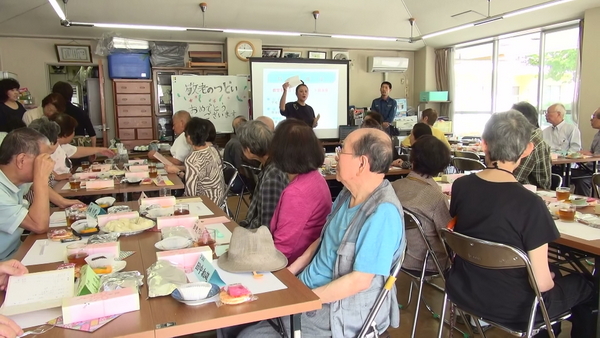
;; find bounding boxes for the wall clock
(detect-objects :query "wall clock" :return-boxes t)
[235,41,255,61]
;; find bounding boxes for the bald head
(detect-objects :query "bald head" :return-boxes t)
[174,110,191,123]
[255,116,275,131]
[548,103,566,117]
[346,128,393,174]
[232,116,247,134]
[173,110,191,135]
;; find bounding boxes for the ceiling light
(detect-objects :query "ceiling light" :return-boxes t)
[186,28,223,33]
[48,0,66,21]
[301,33,333,38]
[93,23,186,31]
[396,37,413,43]
[422,24,474,39]
[332,35,398,42]
[474,16,503,26]
[223,29,300,36]
[504,0,574,18]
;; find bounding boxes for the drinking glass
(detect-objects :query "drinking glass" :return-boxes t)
[174,203,190,216]
[159,188,171,197]
[556,187,570,201]
[66,243,88,267]
[69,177,81,191]
[557,203,576,222]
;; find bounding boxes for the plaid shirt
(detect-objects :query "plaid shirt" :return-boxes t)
[240,163,289,229]
[514,128,551,190]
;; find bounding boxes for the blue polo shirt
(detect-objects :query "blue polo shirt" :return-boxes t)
[0,169,32,260]
[370,97,397,123]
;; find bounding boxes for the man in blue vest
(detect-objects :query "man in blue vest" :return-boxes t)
[370,82,397,133]
[226,128,405,338]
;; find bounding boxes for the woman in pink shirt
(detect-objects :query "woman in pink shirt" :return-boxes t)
[269,119,332,264]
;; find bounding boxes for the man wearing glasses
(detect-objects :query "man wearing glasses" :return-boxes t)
[571,107,600,195]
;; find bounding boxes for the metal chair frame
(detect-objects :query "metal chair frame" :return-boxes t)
[551,173,563,190]
[452,151,480,161]
[452,157,486,173]
[218,161,239,216]
[438,228,571,338]
[592,173,600,198]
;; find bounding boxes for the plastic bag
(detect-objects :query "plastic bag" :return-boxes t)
[216,284,257,307]
[146,260,188,298]
[95,32,150,56]
[150,42,188,67]
[161,226,193,241]
[87,233,120,244]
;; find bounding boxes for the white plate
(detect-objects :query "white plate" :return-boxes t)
[146,208,174,219]
[95,197,116,207]
[155,236,192,251]
[100,220,156,236]
[95,261,127,275]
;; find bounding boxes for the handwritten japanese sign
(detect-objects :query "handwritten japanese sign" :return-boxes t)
[172,75,249,133]
[193,254,225,286]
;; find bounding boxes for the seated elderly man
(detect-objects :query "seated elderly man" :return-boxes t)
[238,118,288,229]
[148,110,192,165]
[447,110,595,337]
[0,128,56,260]
[227,128,405,338]
[223,116,247,193]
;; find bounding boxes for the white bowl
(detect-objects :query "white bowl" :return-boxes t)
[155,236,192,250]
[95,197,116,208]
[147,208,174,219]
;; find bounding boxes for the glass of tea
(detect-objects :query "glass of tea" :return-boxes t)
[81,161,90,171]
[91,162,102,172]
[174,203,190,216]
[556,187,570,201]
[66,243,89,268]
[159,188,171,197]
[69,177,81,190]
[558,203,576,222]
[148,163,158,178]
[197,228,217,258]
[65,205,86,227]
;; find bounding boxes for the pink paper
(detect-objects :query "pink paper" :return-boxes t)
[128,160,145,165]
[85,180,114,190]
[156,247,212,273]
[157,215,198,229]
[140,196,176,207]
[195,216,230,226]
[125,171,149,179]
[74,172,101,180]
[49,314,119,333]
[129,165,149,172]
[84,242,120,257]
[61,288,139,324]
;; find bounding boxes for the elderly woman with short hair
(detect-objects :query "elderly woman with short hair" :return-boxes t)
[446,110,595,337]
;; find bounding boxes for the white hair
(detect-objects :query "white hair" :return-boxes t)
[550,103,567,117]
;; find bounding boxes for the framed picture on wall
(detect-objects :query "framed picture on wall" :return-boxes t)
[331,51,350,60]
[308,51,327,59]
[55,45,93,63]
[283,51,302,58]
[262,48,283,58]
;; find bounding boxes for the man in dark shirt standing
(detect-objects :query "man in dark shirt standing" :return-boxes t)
[52,82,97,147]
[370,81,397,134]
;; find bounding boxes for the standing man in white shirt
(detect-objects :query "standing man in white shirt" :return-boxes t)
[149,110,192,165]
[542,103,581,153]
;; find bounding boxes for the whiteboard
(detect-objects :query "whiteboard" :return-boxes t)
[171,75,250,133]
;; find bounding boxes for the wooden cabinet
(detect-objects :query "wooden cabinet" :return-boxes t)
[112,79,154,149]
[151,67,227,142]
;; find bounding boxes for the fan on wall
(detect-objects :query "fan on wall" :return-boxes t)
[332,51,350,60]
[51,66,67,74]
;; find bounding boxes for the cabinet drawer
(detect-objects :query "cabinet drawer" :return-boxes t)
[115,94,151,105]
[118,117,153,129]
[136,129,154,140]
[117,105,152,117]
[115,82,151,94]
[118,129,136,140]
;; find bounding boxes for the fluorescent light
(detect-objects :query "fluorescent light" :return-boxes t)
[186,28,223,33]
[301,33,333,38]
[396,38,413,43]
[422,24,474,39]
[93,23,186,31]
[224,29,300,36]
[332,35,397,42]
[48,0,66,20]
[474,16,503,26]
[504,0,574,18]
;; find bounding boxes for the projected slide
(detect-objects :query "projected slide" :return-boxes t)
[250,59,349,139]
[263,69,339,130]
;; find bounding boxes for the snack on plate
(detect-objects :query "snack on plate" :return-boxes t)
[49,229,75,241]
[92,266,113,275]
[219,284,255,305]
[141,177,153,185]
[104,217,155,232]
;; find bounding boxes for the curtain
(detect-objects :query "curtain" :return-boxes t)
[434,48,455,119]
[572,19,584,124]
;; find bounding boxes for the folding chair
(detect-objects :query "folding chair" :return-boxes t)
[399,210,468,338]
[551,173,563,190]
[592,173,600,198]
[452,157,486,173]
[218,161,239,216]
[437,228,571,338]
[357,238,407,338]
[452,151,480,161]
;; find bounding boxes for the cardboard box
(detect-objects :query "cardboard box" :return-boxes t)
[157,215,198,229]
[62,287,140,324]
[129,165,149,172]
[156,247,212,273]
[84,242,120,257]
[125,171,149,179]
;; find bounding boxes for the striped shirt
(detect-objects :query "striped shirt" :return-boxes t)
[184,147,225,205]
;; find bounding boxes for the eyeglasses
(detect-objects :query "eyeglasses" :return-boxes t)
[335,146,354,158]
[591,114,600,120]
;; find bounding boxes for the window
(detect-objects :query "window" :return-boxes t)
[452,25,579,136]
[453,43,493,136]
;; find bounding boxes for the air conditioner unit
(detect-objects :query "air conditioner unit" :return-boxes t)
[367,57,409,73]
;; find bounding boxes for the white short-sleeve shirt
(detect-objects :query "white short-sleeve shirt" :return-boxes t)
[170,133,193,163]
[51,144,78,174]
[0,169,32,260]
